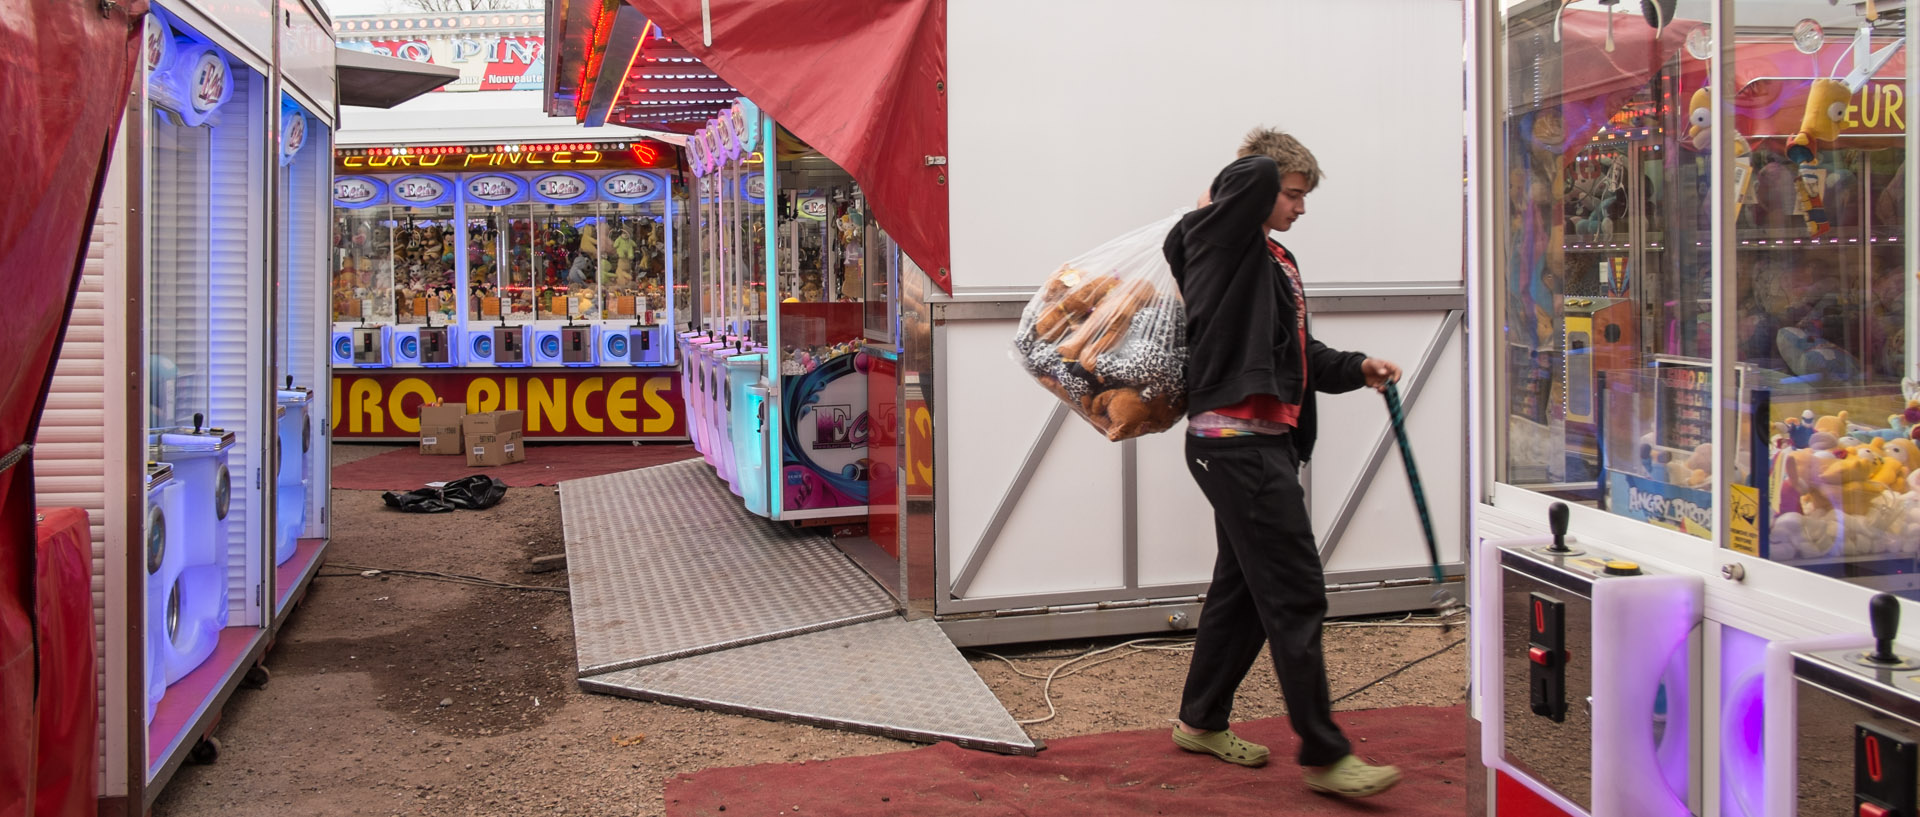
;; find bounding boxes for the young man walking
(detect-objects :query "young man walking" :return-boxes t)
[1162,128,1404,798]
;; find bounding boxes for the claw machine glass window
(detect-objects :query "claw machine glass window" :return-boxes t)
[388,202,456,326]
[276,96,327,578]
[780,188,828,302]
[865,219,899,342]
[1496,0,1718,527]
[332,200,388,326]
[465,200,506,323]
[149,110,213,429]
[531,200,598,321]
[598,183,669,323]
[1725,1,1917,580]
[742,159,769,339]
[672,173,692,330]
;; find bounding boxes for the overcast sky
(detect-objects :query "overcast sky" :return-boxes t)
[324,0,402,14]
[323,0,543,14]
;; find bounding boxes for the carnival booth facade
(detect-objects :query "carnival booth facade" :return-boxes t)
[326,68,692,443]
[1473,0,1920,813]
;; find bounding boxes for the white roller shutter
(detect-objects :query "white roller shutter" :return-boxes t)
[207,73,263,625]
[34,152,129,798]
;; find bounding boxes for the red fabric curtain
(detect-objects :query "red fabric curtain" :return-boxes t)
[625,0,952,292]
[0,0,147,810]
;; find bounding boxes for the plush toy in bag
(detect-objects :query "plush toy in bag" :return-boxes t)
[1013,215,1188,441]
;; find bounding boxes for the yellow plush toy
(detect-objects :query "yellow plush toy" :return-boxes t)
[1787,27,1905,237]
[1815,411,1852,439]
[1812,447,1888,516]
[1876,437,1920,493]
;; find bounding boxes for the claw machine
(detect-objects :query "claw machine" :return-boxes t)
[25,0,430,808]
[1473,1,1920,814]
[274,90,331,620]
[682,100,877,524]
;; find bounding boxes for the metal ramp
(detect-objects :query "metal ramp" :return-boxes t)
[560,460,1036,755]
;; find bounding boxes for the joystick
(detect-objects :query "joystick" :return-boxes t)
[1547,502,1572,554]
[1870,593,1903,665]
[192,412,203,435]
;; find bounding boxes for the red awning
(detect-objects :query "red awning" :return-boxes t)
[620,0,951,293]
[0,0,146,804]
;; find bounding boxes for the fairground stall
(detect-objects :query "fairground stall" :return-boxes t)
[328,10,689,443]
[1472,0,1920,814]
[549,0,1471,645]
[27,1,451,810]
[669,98,893,523]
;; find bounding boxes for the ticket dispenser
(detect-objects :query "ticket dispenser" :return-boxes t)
[418,324,454,366]
[492,324,529,367]
[1789,595,1920,816]
[1495,503,1702,816]
[560,324,595,367]
[351,324,389,368]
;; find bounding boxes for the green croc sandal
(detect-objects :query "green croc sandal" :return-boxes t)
[1304,754,1401,798]
[1170,727,1270,767]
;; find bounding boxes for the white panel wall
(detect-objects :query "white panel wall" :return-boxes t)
[941,0,1467,613]
[1306,312,1467,573]
[942,318,1127,597]
[948,0,1465,291]
[1135,420,1216,588]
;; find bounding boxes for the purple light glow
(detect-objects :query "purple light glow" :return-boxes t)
[1721,626,1768,817]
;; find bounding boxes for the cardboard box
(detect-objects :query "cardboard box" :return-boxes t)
[464,410,526,467]
[418,403,467,456]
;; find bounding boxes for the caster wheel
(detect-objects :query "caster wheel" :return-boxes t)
[243,664,271,689]
[187,736,221,765]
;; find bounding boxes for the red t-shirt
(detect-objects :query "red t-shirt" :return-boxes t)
[1210,240,1309,428]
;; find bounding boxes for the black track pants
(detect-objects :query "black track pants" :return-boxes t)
[1178,433,1352,767]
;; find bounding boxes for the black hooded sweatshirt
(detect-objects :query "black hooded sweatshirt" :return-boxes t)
[1164,155,1368,463]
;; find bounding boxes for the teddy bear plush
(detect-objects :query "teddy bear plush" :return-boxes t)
[1016,265,1187,441]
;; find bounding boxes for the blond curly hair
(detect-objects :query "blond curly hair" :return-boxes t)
[1237,127,1324,191]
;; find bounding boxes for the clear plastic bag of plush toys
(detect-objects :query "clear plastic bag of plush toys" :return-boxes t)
[1012,215,1188,441]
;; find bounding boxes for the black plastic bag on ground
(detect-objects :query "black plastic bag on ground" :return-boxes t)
[443,475,508,509]
[381,475,508,513]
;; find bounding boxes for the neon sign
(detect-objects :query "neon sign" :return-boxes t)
[391,175,454,206]
[333,177,385,208]
[465,174,525,204]
[533,172,596,205]
[600,171,663,204]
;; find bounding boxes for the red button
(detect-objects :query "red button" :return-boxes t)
[1529,647,1552,666]
[1860,803,1890,817]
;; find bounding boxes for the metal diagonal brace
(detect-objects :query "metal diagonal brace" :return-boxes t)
[950,403,1068,598]
[1318,310,1463,561]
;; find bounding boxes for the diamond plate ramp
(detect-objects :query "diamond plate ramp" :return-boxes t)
[560,460,897,676]
[581,617,1038,755]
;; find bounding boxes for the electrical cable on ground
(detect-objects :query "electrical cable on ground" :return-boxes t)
[1331,637,1467,706]
[317,562,569,594]
[971,613,1469,726]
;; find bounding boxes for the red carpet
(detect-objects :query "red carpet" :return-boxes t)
[665,705,1466,816]
[331,443,700,490]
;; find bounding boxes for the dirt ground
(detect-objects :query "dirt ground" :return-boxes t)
[151,444,1466,817]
